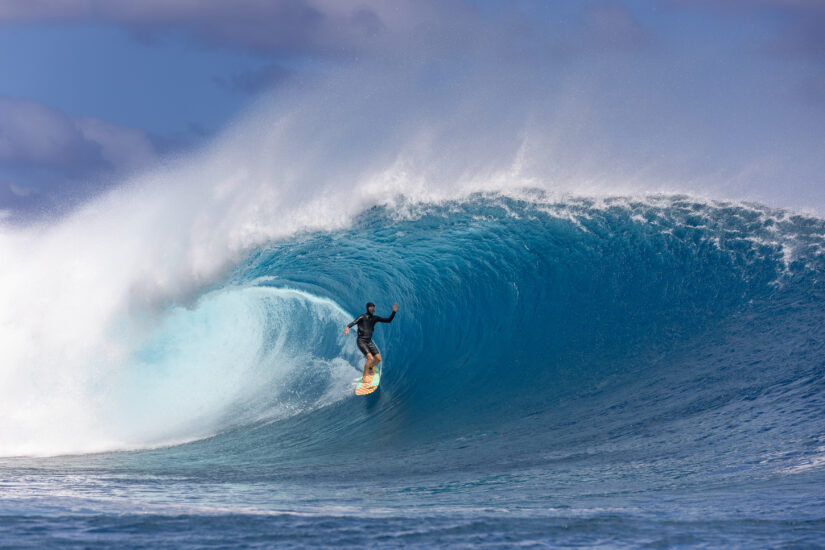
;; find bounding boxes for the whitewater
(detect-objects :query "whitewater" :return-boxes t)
[1,71,825,547]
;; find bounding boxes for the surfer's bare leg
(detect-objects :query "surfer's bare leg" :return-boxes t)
[363,353,382,379]
[363,353,375,379]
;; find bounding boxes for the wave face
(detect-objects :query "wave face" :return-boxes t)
[162,193,824,472]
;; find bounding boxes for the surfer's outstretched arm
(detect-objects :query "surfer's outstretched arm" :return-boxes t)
[375,303,399,323]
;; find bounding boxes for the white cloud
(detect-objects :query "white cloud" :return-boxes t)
[8,183,33,197]
[0,95,157,173]
[0,96,99,170]
[75,117,157,171]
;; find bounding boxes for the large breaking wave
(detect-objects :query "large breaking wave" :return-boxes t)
[226,195,825,469]
[0,61,823,466]
[2,191,824,480]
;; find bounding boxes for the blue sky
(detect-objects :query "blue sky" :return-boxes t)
[0,24,263,135]
[1,0,824,218]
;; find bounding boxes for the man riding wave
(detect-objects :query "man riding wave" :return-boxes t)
[345,302,398,383]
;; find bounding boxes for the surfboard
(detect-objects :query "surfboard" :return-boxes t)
[355,365,381,396]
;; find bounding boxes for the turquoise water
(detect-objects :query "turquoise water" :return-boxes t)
[1,194,824,548]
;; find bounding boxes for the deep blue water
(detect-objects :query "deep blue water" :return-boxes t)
[2,194,825,548]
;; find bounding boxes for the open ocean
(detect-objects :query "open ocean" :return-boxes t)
[1,193,824,547]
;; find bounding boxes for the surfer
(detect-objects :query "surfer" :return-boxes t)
[345,302,398,381]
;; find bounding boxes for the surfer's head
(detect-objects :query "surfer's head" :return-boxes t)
[366,302,375,313]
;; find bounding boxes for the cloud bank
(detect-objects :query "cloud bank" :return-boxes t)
[0,95,157,215]
[0,96,156,172]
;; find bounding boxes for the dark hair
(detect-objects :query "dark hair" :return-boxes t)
[366,302,375,310]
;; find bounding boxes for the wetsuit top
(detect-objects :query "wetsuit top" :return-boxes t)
[347,311,396,341]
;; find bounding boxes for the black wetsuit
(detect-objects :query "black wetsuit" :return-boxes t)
[347,310,396,356]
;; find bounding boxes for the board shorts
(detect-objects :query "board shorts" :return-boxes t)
[357,338,379,357]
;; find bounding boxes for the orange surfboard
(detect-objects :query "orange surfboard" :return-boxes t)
[355,366,381,396]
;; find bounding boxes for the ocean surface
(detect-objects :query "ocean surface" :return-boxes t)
[2,193,825,548]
